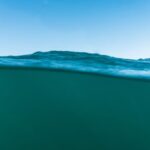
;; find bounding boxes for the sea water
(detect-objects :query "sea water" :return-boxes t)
[0,51,150,150]
[1,50,150,80]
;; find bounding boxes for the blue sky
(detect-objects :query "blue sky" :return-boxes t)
[0,0,150,58]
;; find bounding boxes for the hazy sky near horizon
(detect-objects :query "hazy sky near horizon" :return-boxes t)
[0,0,150,58]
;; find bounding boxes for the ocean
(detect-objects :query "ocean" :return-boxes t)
[1,50,150,80]
[0,51,150,150]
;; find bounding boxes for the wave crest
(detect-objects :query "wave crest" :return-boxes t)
[0,51,150,79]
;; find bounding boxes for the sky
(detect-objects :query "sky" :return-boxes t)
[0,0,150,59]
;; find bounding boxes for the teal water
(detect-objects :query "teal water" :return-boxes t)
[1,51,150,150]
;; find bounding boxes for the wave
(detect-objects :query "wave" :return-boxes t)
[0,50,150,79]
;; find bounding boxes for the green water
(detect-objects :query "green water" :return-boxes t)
[0,67,150,150]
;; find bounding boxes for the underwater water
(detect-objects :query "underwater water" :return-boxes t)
[1,51,150,150]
